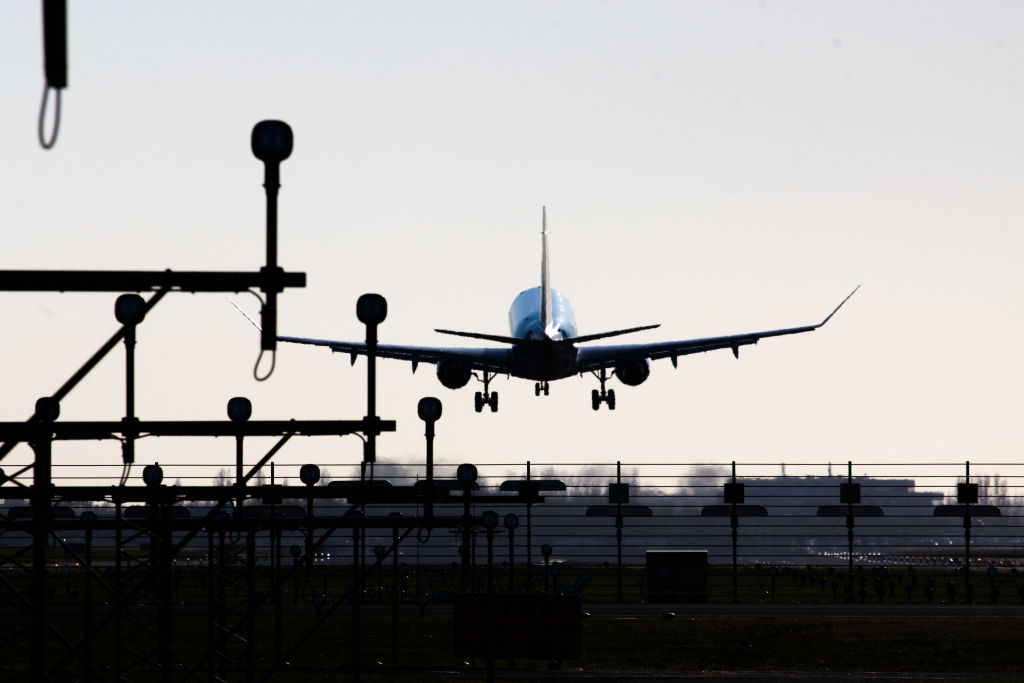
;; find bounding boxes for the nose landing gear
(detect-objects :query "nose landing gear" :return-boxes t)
[590,368,616,410]
[473,371,499,413]
[534,381,550,396]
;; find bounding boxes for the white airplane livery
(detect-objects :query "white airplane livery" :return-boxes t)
[276,208,858,412]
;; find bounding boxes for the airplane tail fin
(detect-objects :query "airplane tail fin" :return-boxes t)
[540,206,554,337]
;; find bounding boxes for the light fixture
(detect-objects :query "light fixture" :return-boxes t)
[34,396,60,422]
[142,463,163,487]
[417,397,442,423]
[481,510,498,529]
[299,464,320,486]
[251,120,293,163]
[356,293,387,326]
[457,463,478,485]
[114,294,146,326]
[227,396,253,422]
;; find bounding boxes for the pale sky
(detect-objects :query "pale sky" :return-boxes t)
[2,2,1022,487]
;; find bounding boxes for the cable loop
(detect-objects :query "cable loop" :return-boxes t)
[38,84,61,150]
[253,348,276,382]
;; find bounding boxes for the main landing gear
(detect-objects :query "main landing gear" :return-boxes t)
[535,381,550,396]
[473,371,498,413]
[591,368,616,411]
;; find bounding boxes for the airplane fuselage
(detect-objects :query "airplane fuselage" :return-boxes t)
[507,286,580,381]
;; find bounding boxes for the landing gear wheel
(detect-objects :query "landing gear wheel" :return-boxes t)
[607,389,616,410]
[474,392,484,413]
[489,392,499,413]
[591,389,600,411]
[543,382,550,396]
[535,383,541,397]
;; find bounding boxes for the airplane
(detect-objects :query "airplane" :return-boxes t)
[268,207,858,412]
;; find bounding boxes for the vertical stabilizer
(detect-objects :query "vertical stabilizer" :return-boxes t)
[540,206,553,337]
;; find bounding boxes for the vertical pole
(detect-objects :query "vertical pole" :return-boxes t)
[847,462,855,604]
[84,520,94,683]
[261,147,281,354]
[235,435,245,512]
[508,528,516,594]
[245,528,256,683]
[122,324,138,465]
[156,495,172,683]
[207,525,216,683]
[424,420,434,525]
[730,462,738,604]
[616,461,623,603]
[391,521,399,666]
[218,523,227,681]
[306,490,314,574]
[964,461,971,604]
[462,490,471,591]
[273,526,282,665]
[30,433,51,683]
[115,498,123,682]
[352,520,361,682]
[526,461,533,588]
[365,323,378,466]
[486,527,495,683]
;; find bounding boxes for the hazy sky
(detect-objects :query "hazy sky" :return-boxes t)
[2,2,1022,486]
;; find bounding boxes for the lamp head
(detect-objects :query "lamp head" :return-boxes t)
[251,120,293,163]
[34,396,60,422]
[227,396,253,422]
[456,463,478,485]
[481,510,498,529]
[417,397,442,423]
[142,463,164,487]
[114,294,146,326]
[299,463,321,486]
[356,293,387,325]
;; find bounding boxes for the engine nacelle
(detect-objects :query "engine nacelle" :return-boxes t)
[436,362,472,389]
[614,359,650,386]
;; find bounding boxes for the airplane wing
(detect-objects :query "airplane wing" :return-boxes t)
[277,335,514,374]
[575,286,859,372]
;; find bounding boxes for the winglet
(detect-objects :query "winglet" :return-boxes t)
[817,285,860,328]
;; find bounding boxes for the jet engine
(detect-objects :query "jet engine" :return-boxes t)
[436,362,472,389]
[614,359,650,386]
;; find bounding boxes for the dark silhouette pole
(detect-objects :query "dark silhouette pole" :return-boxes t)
[228,397,252,511]
[844,463,857,603]
[357,294,387,466]
[505,513,519,593]
[81,510,96,683]
[961,461,976,604]
[352,511,363,682]
[40,0,67,149]
[389,512,401,666]
[115,294,145,465]
[616,462,623,602]
[142,464,172,683]
[481,511,498,683]
[417,397,442,527]
[541,544,553,595]
[458,464,478,590]
[30,397,57,683]
[251,120,293,357]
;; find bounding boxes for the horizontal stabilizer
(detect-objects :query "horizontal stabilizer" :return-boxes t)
[435,329,525,344]
[435,323,660,346]
[562,324,660,344]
